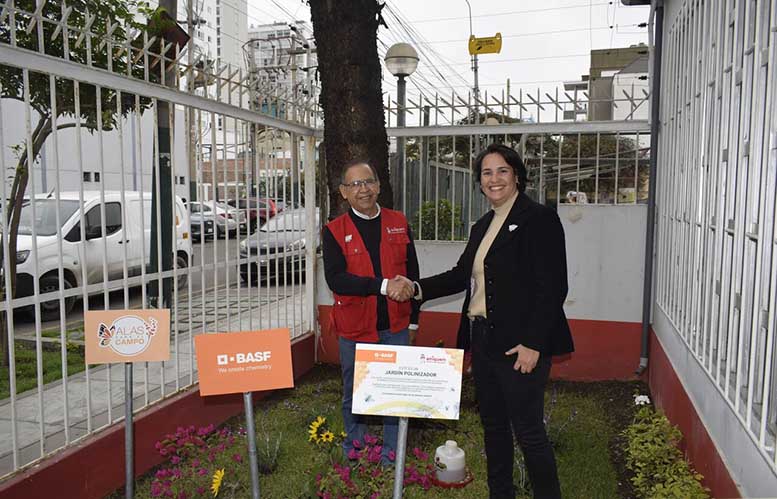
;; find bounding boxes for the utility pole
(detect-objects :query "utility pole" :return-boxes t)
[187,0,197,203]
[464,0,480,127]
[148,0,177,309]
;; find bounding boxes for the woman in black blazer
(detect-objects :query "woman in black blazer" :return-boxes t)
[416,143,573,499]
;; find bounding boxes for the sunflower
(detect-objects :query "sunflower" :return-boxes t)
[308,416,326,443]
[321,430,335,443]
[211,468,225,497]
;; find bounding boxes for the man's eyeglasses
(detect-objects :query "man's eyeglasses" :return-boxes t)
[341,178,378,189]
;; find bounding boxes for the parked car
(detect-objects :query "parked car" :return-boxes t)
[226,197,278,232]
[238,208,320,284]
[188,201,238,238]
[214,201,248,233]
[189,211,215,241]
[13,191,192,320]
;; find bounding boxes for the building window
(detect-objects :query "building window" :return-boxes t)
[93,172,101,182]
[83,171,92,182]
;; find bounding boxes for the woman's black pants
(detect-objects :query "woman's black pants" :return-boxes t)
[470,318,562,499]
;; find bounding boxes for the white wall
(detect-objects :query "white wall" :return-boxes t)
[1,101,191,199]
[317,204,648,324]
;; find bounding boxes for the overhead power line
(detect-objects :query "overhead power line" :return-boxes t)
[409,1,614,24]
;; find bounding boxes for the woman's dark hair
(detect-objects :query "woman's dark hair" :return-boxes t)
[473,143,528,193]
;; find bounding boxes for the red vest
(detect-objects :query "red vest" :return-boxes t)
[326,208,412,342]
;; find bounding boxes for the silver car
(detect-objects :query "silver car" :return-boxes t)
[188,201,238,238]
[239,208,320,284]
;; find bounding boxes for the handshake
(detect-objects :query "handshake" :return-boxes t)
[387,275,416,302]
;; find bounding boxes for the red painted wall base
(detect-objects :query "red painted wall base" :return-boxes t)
[0,333,316,499]
[318,306,642,380]
[647,330,740,498]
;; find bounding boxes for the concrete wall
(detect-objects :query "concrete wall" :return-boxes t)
[316,204,647,379]
[318,204,647,321]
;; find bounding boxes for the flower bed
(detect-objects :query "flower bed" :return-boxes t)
[116,365,650,498]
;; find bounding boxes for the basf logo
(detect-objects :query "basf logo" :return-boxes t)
[216,351,272,366]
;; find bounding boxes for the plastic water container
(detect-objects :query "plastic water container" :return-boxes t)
[434,440,466,483]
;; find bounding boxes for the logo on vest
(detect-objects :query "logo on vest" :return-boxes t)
[386,227,406,234]
[345,234,353,243]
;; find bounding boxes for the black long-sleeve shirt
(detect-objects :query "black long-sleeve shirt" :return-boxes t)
[323,209,420,330]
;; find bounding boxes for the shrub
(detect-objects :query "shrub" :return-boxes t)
[410,199,464,241]
[622,406,709,499]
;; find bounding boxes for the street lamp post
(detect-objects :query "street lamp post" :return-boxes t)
[464,0,480,126]
[384,43,419,212]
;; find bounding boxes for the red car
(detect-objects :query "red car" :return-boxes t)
[227,198,278,232]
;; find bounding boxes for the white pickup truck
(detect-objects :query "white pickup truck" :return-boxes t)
[13,191,192,320]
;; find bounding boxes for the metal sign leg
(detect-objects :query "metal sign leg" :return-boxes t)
[243,392,261,499]
[125,362,134,498]
[392,417,409,499]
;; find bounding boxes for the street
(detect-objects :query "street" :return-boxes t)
[10,235,294,337]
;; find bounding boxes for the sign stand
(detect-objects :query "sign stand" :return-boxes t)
[193,328,294,499]
[86,309,170,499]
[125,362,134,498]
[243,392,261,499]
[392,417,409,499]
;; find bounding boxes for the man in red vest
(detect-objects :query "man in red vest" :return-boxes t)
[323,159,419,463]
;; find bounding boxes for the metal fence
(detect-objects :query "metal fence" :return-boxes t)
[388,122,651,242]
[654,0,777,472]
[0,1,319,477]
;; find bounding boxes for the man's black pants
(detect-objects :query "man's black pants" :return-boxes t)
[470,318,562,499]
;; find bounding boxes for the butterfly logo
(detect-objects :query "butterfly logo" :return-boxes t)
[98,323,115,347]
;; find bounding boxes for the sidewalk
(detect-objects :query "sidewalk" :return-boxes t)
[0,286,310,478]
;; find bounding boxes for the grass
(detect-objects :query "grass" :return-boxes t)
[0,341,86,399]
[41,326,83,340]
[124,364,644,499]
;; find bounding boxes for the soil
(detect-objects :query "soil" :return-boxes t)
[550,378,648,499]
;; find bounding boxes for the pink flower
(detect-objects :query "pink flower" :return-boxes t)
[412,447,428,460]
[191,459,200,467]
[171,455,180,465]
[232,453,242,463]
[196,486,206,495]
[388,450,396,461]
[347,448,359,460]
[364,434,379,446]
[352,439,362,449]
[198,468,208,476]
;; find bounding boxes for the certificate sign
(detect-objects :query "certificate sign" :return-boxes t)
[352,344,464,420]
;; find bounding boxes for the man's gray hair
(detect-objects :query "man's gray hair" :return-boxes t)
[340,159,379,185]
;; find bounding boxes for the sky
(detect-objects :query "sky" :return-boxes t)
[244,0,652,121]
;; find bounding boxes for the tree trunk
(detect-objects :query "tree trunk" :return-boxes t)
[309,0,392,218]
[0,114,52,367]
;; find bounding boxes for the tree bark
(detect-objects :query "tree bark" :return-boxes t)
[309,0,392,218]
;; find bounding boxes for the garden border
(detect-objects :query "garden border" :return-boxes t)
[0,333,316,499]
